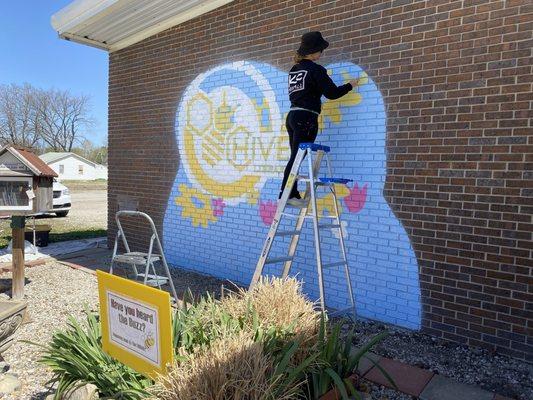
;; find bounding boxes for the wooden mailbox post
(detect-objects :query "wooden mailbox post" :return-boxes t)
[0,147,57,299]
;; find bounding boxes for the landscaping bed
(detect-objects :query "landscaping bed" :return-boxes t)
[39,277,390,399]
[0,262,99,400]
[3,260,528,400]
[1,261,392,399]
[0,262,239,399]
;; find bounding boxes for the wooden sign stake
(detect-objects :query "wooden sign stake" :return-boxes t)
[11,216,25,300]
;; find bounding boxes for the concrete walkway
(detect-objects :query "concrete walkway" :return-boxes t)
[357,351,513,400]
[56,245,112,271]
[0,237,107,261]
[0,237,107,271]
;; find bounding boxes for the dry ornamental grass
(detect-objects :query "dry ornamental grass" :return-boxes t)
[222,277,321,359]
[152,277,321,400]
[153,332,301,400]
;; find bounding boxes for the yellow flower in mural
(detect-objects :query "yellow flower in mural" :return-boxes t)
[247,188,261,205]
[174,184,217,228]
[315,184,351,217]
[319,71,368,130]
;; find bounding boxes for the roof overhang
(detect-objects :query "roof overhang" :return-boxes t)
[0,147,58,178]
[51,0,235,52]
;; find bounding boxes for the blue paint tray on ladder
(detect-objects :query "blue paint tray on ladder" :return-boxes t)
[299,143,331,152]
[318,177,352,184]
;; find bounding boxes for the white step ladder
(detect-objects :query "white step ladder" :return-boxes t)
[250,143,355,314]
[109,210,178,303]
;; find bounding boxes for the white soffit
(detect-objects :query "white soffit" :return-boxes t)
[51,0,235,52]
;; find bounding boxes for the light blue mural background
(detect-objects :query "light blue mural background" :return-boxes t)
[163,61,421,329]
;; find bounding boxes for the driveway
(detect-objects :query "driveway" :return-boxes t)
[64,189,107,230]
[0,188,107,248]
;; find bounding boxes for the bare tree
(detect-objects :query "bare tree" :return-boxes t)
[0,84,41,149]
[35,88,94,152]
[72,139,108,165]
[0,84,95,152]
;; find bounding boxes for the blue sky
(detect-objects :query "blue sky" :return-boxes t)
[0,1,108,145]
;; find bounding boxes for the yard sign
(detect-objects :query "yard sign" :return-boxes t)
[97,270,173,378]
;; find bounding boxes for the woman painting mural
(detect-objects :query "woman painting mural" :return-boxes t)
[279,31,360,207]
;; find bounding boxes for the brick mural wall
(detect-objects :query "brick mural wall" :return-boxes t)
[108,0,532,360]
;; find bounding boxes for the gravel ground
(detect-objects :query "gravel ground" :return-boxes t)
[0,259,232,400]
[1,262,99,400]
[340,318,532,400]
[39,189,107,231]
[362,382,413,400]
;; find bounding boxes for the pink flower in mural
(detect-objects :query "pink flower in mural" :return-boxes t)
[212,198,226,217]
[259,200,277,226]
[344,183,368,213]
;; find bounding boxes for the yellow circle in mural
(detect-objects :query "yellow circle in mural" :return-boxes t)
[177,62,286,206]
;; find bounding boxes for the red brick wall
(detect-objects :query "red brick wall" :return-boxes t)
[108,0,532,360]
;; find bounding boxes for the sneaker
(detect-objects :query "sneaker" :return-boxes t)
[287,198,308,207]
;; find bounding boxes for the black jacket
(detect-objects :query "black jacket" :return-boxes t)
[288,59,352,114]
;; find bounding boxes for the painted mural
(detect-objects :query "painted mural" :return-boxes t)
[163,61,421,329]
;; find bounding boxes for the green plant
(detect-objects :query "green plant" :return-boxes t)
[172,291,247,357]
[166,279,394,400]
[33,309,152,400]
[268,338,319,399]
[305,316,395,400]
[157,279,322,399]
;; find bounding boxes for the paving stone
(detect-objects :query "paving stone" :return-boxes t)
[493,395,514,400]
[420,374,494,400]
[365,357,434,396]
[351,348,381,376]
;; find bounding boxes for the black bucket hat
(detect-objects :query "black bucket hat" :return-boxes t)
[297,31,329,56]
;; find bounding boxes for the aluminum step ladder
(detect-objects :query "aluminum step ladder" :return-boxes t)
[250,143,355,314]
[109,210,178,302]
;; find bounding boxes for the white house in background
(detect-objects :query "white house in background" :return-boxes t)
[39,152,108,181]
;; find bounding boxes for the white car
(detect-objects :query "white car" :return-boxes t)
[51,179,71,217]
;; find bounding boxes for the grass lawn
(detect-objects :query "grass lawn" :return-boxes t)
[60,179,107,191]
[0,219,106,249]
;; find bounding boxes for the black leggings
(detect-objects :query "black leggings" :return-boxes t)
[279,110,319,198]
